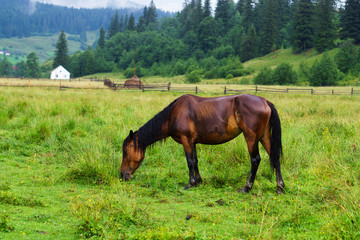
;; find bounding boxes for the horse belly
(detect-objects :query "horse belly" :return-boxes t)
[197,115,242,145]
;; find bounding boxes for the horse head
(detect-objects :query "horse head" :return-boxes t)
[121,130,145,181]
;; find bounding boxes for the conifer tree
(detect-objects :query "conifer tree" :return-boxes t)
[260,0,279,54]
[53,30,69,69]
[204,0,212,18]
[98,27,106,49]
[241,24,258,62]
[292,0,314,52]
[108,11,120,38]
[215,0,233,34]
[314,0,336,52]
[340,0,360,44]
[241,0,255,33]
[145,0,158,26]
[128,13,136,31]
[26,52,40,78]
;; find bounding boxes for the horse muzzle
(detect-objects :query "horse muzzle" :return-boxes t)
[121,171,132,181]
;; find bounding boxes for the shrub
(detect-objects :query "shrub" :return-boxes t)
[254,67,274,85]
[226,74,234,79]
[186,71,201,83]
[335,43,358,73]
[309,53,338,86]
[272,63,298,85]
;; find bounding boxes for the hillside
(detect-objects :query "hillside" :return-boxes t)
[0,31,98,63]
[243,48,340,72]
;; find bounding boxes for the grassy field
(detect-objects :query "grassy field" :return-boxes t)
[0,87,360,239]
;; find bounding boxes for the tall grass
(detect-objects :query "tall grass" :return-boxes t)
[0,87,359,239]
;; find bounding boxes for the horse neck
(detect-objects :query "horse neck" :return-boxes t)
[136,115,171,150]
[137,124,168,149]
[136,98,178,149]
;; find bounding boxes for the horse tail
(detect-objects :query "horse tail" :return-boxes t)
[267,101,283,170]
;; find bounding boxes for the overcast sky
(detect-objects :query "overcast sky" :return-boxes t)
[33,0,217,13]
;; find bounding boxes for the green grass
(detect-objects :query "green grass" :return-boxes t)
[0,31,98,63]
[0,87,359,239]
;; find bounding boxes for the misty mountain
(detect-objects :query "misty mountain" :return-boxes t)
[0,0,171,38]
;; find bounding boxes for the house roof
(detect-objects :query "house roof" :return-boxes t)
[51,65,70,74]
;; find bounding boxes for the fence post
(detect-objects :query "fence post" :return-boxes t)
[351,88,354,96]
[224,86,227,95]
[332,89,334,95]
[28,79,30,88]
[255,85,258,94]
[88,82,91,90]
[195,86,198,94]
[311,89,314,95]
[168,82,171,91]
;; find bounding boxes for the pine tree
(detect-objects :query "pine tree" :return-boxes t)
[53,30,69,69]
[98,27,106,48]
[260,0,279,54]
[26,52,40,78]
[314,0,336,52]
[198,16,218,52]
[127,13,136,31]
[340,0,360,44]
[241,0,255,33]
[108,11,120,39]
[203,0,212,18]
[292,0,314,52]
[215,0,233,34]
[145,0,158,26]
[241,24,258,62]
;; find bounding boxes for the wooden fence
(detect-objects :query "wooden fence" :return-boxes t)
[1,77,360,96]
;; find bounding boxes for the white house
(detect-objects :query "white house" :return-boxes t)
[50,65,70,80]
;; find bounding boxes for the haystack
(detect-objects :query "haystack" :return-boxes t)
[124,75,143,89]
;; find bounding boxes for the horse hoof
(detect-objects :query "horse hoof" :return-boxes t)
[277,189,284,195]
[184,184,192,190]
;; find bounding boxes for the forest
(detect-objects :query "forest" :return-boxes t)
[0,0,170,38]
[1,0,360,86]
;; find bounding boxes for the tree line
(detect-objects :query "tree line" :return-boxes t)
[0,0,170,38]
[2,0,360,86]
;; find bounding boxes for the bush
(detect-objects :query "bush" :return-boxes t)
[335,43,358,73]
[226,74,234,79]
[254,67,274,85]
[272,63,298,85]
[186,71,201,83]
[309,53,338,86]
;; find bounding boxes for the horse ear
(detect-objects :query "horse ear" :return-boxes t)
[129,130,134,138]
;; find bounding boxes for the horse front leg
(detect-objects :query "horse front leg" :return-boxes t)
[182,139,202,189]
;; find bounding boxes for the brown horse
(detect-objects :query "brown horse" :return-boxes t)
[121,94,285,194]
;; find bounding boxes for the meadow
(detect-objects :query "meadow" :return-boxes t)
[0,87,360,239]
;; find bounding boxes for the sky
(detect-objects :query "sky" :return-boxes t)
[33,0,218,13]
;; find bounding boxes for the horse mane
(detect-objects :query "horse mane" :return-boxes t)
[135,97,179,150]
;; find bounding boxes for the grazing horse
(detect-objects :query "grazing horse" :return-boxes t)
[121,94,285,194]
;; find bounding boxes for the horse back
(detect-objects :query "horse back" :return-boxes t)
[168,94,270,144]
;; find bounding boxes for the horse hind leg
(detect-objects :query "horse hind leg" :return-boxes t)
[241,133,261,193]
